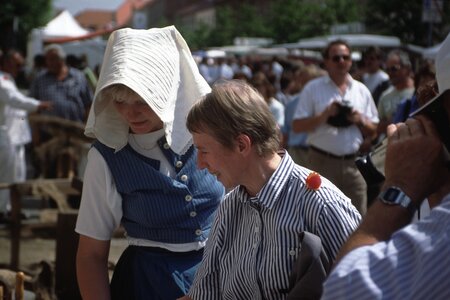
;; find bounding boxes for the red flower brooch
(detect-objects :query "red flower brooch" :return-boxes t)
[306,172,321,191]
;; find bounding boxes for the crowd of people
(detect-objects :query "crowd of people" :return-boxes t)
[0,24,449,299]
[196,40,441,215]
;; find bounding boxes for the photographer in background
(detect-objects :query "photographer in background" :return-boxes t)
[321,32,450,300]
[293,40,379,215]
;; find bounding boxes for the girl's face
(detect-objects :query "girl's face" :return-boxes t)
[113,93,163,134]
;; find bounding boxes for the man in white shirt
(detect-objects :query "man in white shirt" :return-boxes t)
[293,40,379,215]
[0,50,51,215]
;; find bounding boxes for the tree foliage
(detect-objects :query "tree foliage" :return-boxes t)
[207,5,236,46]
[0,0,53,52]
[364,0,450,46]
[267,0,362,43]
[181,0,365,47]
[270,0,328,43]
[270,0,363,43]
[179,22,212,51]
[3,0,450,53]
[234,3,272,38]
[180,0,450,48]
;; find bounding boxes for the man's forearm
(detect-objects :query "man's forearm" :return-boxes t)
[335,116,449,265]
[292,114,326,133]
[358,118,378,138]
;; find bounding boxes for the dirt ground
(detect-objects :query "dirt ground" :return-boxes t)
[0,222,127,299]
[0,226,127,269]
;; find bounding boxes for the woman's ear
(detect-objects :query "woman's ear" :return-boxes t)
[235,134,252,154]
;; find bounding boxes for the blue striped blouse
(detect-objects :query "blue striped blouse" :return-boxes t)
[188,151,361,299]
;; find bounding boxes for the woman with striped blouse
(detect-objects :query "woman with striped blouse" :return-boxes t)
[180,80,361,299]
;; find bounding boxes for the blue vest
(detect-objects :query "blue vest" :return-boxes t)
[93,138,224,243]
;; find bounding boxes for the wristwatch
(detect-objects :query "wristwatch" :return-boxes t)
[378,186,417,213]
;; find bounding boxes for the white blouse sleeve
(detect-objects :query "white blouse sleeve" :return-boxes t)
[75,147,123,240]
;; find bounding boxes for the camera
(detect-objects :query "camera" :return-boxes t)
[356,89,450,185]
[327,100,353,127]
[355,138,387,185]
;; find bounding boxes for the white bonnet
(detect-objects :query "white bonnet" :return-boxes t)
[84,26,210,155]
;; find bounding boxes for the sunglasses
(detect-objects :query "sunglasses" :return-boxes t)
[331,55,351,63]
[386,65,402,73]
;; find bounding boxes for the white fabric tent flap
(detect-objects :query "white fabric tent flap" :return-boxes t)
[42,10,89,39]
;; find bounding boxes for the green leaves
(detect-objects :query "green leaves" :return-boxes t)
[0,0,52,51]
[364,0,449,46]
[179,0,365,48]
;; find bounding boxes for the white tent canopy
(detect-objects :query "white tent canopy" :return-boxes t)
[42,10,89,39]
[27,10,95,69]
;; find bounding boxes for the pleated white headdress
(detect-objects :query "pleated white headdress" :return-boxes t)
[84,26,210,155]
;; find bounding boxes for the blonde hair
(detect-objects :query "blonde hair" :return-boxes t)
[100,84,139,103]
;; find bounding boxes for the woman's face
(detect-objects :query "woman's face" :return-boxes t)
[113,93,163,134]
[192,130,243,190]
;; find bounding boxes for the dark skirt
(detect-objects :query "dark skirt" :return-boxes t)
[110,245,204,300]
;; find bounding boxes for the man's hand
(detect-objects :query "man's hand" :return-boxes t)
[384,116,448,205]
[322,101,340,120]
[292,101,340,133]
[333,115,449,265]
[349,109,378,140]
[37,101,53,112]
[348,109,363,125]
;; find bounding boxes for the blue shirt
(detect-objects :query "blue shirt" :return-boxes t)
[392,94,419,123]
[282,94,308,147]
[188,151,361,299]
[29,67,93,122]
[322,194,450,300]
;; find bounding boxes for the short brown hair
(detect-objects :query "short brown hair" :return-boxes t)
[186,80,280,156]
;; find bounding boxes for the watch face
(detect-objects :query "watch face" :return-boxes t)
[379,187,416,213]
[383,188,400,202]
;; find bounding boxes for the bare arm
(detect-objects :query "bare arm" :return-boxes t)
[76,235,112,300]
[349,110,378,138]
[349,110,378,153]
[334,116,449,264]
[376,118,390,137]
